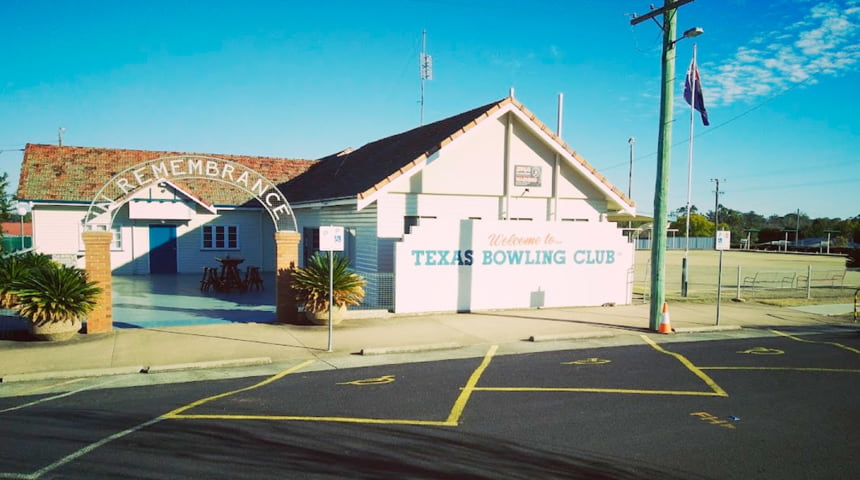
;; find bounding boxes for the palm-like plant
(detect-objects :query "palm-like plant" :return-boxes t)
[0,252,55,309]
[12,264,102,327]
[291,252,365,313]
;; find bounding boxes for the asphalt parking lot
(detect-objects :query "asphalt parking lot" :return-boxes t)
[1,328,858,479]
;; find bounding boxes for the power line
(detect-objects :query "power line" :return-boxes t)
[600,72,818,173]
[730,177,860,193]
[730,158,858,181]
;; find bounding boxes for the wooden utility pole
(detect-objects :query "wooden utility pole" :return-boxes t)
[630,0,697,331]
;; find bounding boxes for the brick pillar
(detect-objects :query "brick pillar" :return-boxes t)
[274,231,301,324]
[82,231,114,334]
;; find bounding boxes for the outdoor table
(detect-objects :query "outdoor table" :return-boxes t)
[215,256,245,291]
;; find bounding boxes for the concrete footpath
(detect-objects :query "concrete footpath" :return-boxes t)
[1,302,857,383]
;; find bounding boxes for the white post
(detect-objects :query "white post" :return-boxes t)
[716,249,723,326]
[328,251,334,352]
[319,225,344,353]
[736,265,742,301]
[685,43,697,255]
[682,43,698,297]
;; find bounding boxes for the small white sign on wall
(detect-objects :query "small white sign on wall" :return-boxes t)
[319,226,345,252]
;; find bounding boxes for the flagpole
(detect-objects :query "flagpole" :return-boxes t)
[682,43,697,297]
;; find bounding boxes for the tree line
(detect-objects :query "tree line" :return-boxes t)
[669,204,860,249]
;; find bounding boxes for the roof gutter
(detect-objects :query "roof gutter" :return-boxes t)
[289,196,357,210]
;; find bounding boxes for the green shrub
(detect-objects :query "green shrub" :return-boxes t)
[291,252,365,312]
[11,264,101,326]
[0,252,55,309]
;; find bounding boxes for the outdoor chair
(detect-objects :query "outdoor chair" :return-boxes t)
[244,266,264,291]
[200,266,222,292]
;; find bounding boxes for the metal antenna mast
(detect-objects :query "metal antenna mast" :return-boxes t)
[419,29,433,125]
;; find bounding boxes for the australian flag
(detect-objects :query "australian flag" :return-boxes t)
[684,59,710,126]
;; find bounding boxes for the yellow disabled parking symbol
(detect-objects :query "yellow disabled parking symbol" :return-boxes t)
[338,375,396,386]
[737,347,784,355]
[562,357,611,365]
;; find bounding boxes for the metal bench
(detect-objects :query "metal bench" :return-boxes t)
[797,269,847,288]
[742,271,797,289]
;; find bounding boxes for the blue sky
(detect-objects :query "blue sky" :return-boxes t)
[1,0,858,219]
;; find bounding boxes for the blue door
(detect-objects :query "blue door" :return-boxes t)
[149,225,177,274]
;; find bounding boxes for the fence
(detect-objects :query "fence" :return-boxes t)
[355,272,394,311]
[633,250,860,302]
[636,237,714,250]
[1,237,32,252]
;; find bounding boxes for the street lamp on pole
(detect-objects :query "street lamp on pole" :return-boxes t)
[677,27,703,43]
[15,200,32,251]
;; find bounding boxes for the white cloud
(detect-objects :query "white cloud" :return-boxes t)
[705,0,860,107]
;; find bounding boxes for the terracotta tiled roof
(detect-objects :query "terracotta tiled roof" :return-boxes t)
[283,97,635,209]
[17,144,314,206]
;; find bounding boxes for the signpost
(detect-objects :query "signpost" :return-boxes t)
[715,230,730,325]
[319,226,344,352]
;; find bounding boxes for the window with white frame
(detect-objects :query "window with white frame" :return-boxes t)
[79,224,123,251]
[202,225,239,250]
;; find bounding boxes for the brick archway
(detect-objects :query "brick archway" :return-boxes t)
[82,156,301,333]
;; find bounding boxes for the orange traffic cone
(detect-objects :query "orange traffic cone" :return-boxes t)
[658,302,673,334]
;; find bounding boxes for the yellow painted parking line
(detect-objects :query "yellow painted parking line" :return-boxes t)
[164,359,315,418]
[472,386,725,397]
[770,329,860,354]
[165,346,500,426]
[640,335,729,397]
[445,344,497,425]
[471,339,727,398]
[170,414,453,427]
[701,366,860,373]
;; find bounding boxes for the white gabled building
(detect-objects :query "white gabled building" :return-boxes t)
[17,96,637,313]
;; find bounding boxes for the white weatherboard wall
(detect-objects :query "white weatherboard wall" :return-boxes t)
[394,219,633,313]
